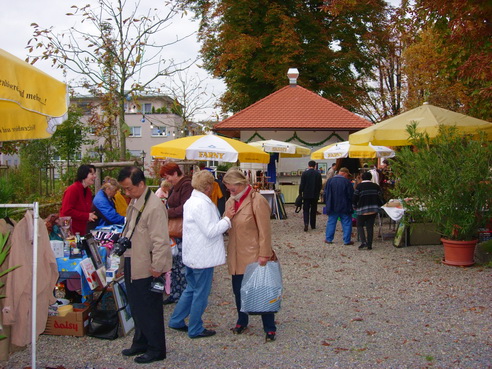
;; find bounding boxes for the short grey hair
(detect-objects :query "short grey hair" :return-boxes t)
[222,168,248,186]
[192,170,215,193]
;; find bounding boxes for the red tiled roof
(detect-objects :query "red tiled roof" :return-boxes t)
[214,85,371,132]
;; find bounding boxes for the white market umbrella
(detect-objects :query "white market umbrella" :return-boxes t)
[311,141,395,159]
[249,139,311,158]
[150,134,270,164]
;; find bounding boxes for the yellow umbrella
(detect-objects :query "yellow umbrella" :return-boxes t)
[151,134,270,164]
[249,139,311,158]
[349,102,492,146]
[0,49,68,142]
[311,141,395,159]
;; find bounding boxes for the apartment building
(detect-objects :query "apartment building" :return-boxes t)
[72,94,186,168]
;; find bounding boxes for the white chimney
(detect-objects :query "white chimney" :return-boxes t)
[287,68,299,85]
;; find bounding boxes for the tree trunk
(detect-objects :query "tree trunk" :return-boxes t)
[118,99,126,161]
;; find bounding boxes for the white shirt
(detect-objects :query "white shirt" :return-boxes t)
[182,189,231,269]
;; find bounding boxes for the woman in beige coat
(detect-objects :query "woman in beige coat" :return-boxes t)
[222,169,277,342]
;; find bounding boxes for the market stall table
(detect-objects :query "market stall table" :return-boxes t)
[56,246,107,300]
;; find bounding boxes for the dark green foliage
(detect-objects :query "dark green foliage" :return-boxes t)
[187,0,388,113]
[391,123,492,241]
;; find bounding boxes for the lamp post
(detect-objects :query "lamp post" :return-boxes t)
[140,150,146,170]
[98,144,104,162]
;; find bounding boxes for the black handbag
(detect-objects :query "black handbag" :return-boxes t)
[294,195,303,213]
[87,284,124,340]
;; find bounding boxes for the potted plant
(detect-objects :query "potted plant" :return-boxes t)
[391,123,492,266]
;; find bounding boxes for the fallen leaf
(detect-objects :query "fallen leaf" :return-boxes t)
[334,347,349,353]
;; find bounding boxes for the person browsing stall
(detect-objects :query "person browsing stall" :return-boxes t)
[168,170,235,338]
[160,162,193,304]
[89,176,125,229]
[59,164,97,234]
[222,168,277,342]
[118,166,171,364]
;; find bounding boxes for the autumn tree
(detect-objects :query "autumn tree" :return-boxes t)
[28,0,193,160]
[51,107,93,175]
[161,69,216,135]
[183,0,388,113]
[354,2,413,122]
[410,0,492,120]
[402,27,470,112]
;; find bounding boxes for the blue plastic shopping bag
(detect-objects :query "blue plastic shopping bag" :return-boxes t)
[240,261,282,314]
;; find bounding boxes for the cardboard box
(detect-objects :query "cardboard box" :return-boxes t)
[44,305,91,336]
[106,267,118,283]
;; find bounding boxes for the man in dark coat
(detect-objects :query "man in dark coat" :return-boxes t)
[324,167,354,245]
[299,160,322,232]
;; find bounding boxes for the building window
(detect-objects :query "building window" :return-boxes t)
[142,103,152,114]
[129,126,141,137]
[151,126,167,137]
[129,150,142,158]
[75,102,92,114]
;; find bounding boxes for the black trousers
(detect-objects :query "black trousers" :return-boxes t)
[302,198,318,228]
[232,274,276,333]
[356,213,377,247]
[124,257,166,355]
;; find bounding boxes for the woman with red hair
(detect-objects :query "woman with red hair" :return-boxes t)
[160,162,193,304]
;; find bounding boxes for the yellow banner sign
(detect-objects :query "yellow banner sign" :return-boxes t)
[198,152,225,159]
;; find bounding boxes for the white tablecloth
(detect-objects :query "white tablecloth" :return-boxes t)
[381,206,405,222]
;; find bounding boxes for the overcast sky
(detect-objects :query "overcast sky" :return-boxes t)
[0,0,225,121]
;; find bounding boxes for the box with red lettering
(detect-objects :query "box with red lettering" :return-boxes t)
[44,305,91,336]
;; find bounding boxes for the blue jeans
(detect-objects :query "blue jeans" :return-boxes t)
[168,266,214,337]
[325,213,353,244]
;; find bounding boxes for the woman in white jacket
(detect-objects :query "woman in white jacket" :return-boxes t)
[168,170,235,338]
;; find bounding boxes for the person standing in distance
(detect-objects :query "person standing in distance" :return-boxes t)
[353,171,384,250]
[324,167,355,245]
[118,166,171,364]
[326,162,337,181]
[299,160,322,232]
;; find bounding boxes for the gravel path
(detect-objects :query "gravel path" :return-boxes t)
[2,205,491,369]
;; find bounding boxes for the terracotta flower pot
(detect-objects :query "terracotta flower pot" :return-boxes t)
[441,238,477,267]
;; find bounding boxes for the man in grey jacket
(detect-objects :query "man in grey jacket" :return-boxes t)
[118,166,171,364]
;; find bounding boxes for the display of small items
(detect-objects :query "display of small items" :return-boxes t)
[64,233,84,258]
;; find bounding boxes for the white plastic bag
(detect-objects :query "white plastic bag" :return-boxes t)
[240,261,282,314]
[170,237,178,257]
